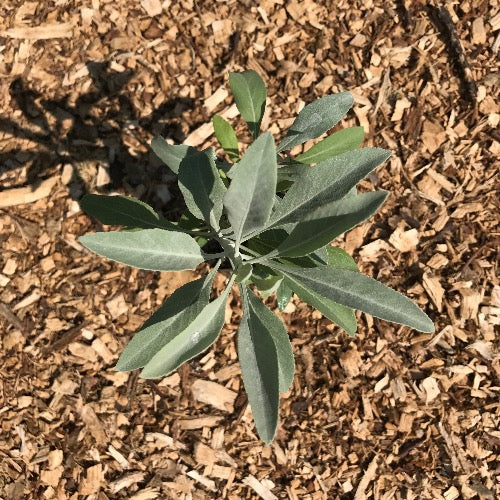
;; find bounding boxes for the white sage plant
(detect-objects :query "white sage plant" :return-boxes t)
[79,70,434,443]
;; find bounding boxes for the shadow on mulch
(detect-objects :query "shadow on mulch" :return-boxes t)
[0,61,194,200]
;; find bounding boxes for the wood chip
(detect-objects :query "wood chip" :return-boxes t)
[242,474,278,500]
[0,177,58,208]
[191,379,237,412]
[389,227,419,253]
[141,0,162,17]
[3,23,73,39]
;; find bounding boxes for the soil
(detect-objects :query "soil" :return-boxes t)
[0,1,499,499]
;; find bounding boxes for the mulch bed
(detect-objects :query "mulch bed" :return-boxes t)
[0,1,498,498]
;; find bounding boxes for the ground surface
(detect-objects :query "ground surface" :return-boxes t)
[0,1,499,499]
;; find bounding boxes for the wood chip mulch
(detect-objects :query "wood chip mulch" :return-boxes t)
[0,1,498,499]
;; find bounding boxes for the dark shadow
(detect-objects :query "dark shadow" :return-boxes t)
[0,61,195,204]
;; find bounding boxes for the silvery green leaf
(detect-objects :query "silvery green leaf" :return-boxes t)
[229,70,267,139]
[178,151,226,230]
[116,268,216,371]
[276,191,388,257]
[238,286,280,444]
[267,148,391,228]
[277,92,354,152]
[80,194,176,230]
[242,285,294,394]
[270,264,435,333]
[223,132,277,246]
[295,126,364,164]
[140,284,232,378]
[151,137,199,174]
[213,115,239,162]
[79,229,204,271]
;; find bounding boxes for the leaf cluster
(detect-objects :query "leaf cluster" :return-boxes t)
[79,70,434,443]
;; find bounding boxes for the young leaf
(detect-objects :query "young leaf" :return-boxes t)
[140,282,232,378]
[223,132,277,248]
[178,151,226,230]
[276,280,292,311]
[80,194,176,230]
[238,286,279,444]
[116,268,216,371]
[235,263,253,283]
[295,126,364,165]
[151,137,199,174]
[325,246,359,272]
[267,148,391,229]
[213,115,239,162]
[276,191,389,257]
[277,92,354,152]
[79,229,204,271]
[249,265,283,298]
[271,264,435,333]
[229,70,267,139]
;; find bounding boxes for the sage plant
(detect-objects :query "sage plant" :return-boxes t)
[79,71,434,443]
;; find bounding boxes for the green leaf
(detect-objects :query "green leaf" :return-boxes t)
[178,151,226,230]
[116,268,216,371]
[276,280,292,311]
[267,148,391,229]
[229,70,267,139]
[79,229,204,271]
[151,137,199,174]
[80,194,176,230]
[277,92,354,152]
[295,126,364,164]
[271,264,435,333]
[280,274,357,335]
[238,286,280,444]
[235,263,253,283]
[223,132,277,247]
[250,265,283,298]
[140,282,232,378]
[276,191,389,257]
[213,115,239,162]
[242,285,294,393]
[325,246,359,272]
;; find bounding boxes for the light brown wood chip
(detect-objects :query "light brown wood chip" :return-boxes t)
[0,177,58,208]
[3,23,73,39]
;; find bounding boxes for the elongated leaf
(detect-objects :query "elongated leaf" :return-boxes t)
[243,286,294,393]
[276,191,388,257]
[223,132,277,246]
[151,137,199,174]
[229,70,267,139]
[213,115,239,162]
[267,148,391,229]
[295,126,364,164]
[79,229,204,271]
[178,151,226,230]
[80,194,176,230]
[116,268,216,371]
[271,264,435,332]
[276,280,292,311]
[238,286,280,443]
[278,270,357,335]
[140,283,232,378]
[277,92,354,152]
